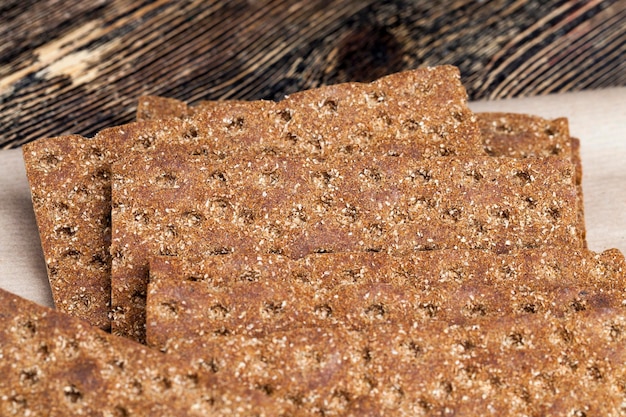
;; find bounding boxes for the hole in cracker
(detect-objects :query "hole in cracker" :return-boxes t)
[207,304,229,320]
[154,375,173,391]
[156,172,178,187]
[262,300,284,317]
[55,225,77,236]
[343,268,364,283]
[312,170,334,188]
[39,153,60,168]
[360,167,383,182]
[19,368,39,386]
[587,365,603,381]
[544,126,557,137]
[547,206,561,221]
[184,126,199,139]
[9,395,27,410]
[237,208,256,225]
[213,327,231,336]
[466,168,484,181]
[314,248,334,254]
[401,340,423,358]
[135,135,155,149]
[521,303,538,314]
[570,298,587,312]
[462,302,487,317]
[459,339,476,351]
[401,118,420,131]
[550,144,562,155]
[523,196,537,208]
[239,269,261,282]
[367,222,384,237]
[364,303,385,319]
[514,170,533,184]
[288,205,308,225]
[609,324,623,341]
[208,246,232,256]
[199,358,221,373]
[160,301,178,317]
[256,383,275,396]
[320,98,338,112]
[444,206,462,222]
[277,109,292,122]
[342,204,359,223]
[284,131,298,144]
[557,327,575,344]
[133,209,150,224]
[209,170,227,183]
[438,146,455,156]
[64,384,82,403]
[314,304,333,319]
[183,211,205,226]
[226,116,245,130]
[421,303,439,318]
[63,249,82,259]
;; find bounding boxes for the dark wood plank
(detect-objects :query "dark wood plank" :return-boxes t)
[0,0,624,148]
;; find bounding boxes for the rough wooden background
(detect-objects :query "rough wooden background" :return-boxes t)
[1,0,624,148]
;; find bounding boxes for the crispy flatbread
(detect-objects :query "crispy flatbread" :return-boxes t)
[113,146,580,341]
[144,249,626,415]
[146,249,621,342]
[23,66,482,331]
[0,287,299,416]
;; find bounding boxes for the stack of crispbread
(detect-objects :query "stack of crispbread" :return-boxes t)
[7,65,624,415]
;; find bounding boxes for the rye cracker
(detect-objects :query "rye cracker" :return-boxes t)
[112,148,580,341]
[477,112,586,243]
[136,65,484,160]
[24,66,482,332]
[144,249,626,415]
[146,248,622,344]
[0,287,301,416]
[22,119,191,330]
[22,135,113,331]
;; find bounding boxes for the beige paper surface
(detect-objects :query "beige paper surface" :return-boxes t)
[1,87,624,308]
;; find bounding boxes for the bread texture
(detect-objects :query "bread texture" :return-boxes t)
[22,66,482,332]
[0,287,302,416]
[144,249,626,415]
[22,135,113,331]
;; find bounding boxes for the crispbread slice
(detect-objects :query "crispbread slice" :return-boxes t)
[24,66,482,331]
[477,112,586,243]
[22,135,113,330]
[477,112,572,158]
[113,149,580,341]
[0,288,299,417]
[136,66,484,160]
[143,249,626,415]
[146,249,623,344]
[22,119,191,330]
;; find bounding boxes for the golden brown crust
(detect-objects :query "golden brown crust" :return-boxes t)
[144,249,626,415]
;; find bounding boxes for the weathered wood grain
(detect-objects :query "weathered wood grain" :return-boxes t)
[0,0,624,148]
